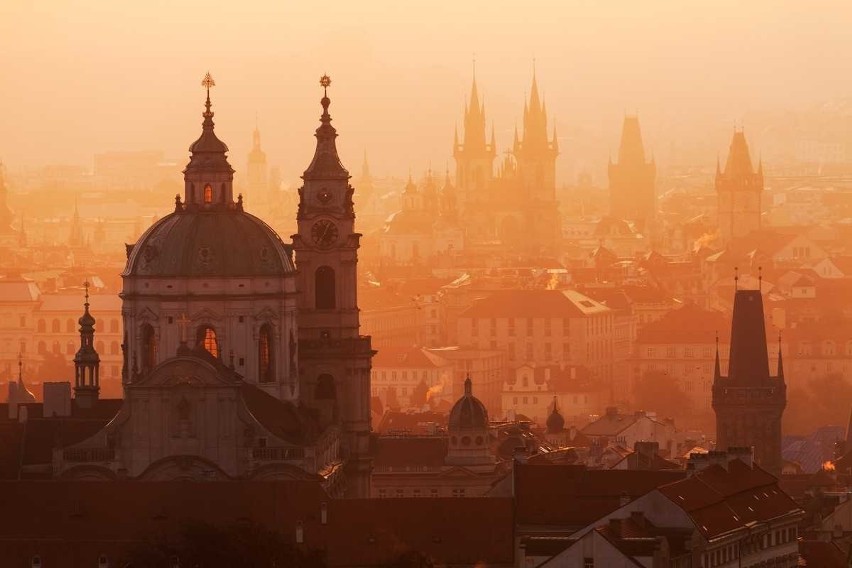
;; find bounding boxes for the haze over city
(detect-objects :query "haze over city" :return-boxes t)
[1,1,852,566]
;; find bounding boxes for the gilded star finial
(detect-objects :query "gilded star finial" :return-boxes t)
[320,74,331,95]
[202,72,216,91]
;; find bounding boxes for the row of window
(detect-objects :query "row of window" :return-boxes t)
[35,318,121,334]
[375,488,466,498]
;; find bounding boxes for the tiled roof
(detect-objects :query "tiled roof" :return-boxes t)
[375,410,448,435]
[326,498,514,567]
[0,278,40,302]
[372,347,451,369]
[636,303,729,344]
[657,460,802,540]
[514,464,685,528]
[239,383,310,445]
[460,289,609,319]
[37,292,122,313]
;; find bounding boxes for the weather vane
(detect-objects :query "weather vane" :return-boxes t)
[83,280,90,303]
[320,74,331,96]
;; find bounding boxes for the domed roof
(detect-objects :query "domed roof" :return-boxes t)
[124,209,294,277]
[546,397,565,434]
[448,377,488,431]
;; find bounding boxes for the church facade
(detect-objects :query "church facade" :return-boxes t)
[54,75,373,497]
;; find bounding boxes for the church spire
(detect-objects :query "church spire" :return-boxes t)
[74,281,100,408]
[184,72,235,208]
[714,332,722,381]
[777,332,784,379]
[302,75,350,182]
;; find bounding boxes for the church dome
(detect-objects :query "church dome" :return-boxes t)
[448,377,488,431]
[546,399,565,434]
[124,209,294,277]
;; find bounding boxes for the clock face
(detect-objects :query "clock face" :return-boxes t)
[317,188,332,204]
[311,219,339,248]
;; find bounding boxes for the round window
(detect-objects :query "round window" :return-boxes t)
[475,436,484,445]
[461,436,471,446]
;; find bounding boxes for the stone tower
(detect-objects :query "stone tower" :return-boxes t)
[716,130,763,243]
[246,123,268,206]
[608,116,656,230]
[513,72,560,250]
[712,289,785,476]
[292,76,374,498]
[453,75,495,213]
[73,284,100,408]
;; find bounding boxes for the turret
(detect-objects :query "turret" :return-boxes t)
[74,282,100,408]
[716,129,763,242]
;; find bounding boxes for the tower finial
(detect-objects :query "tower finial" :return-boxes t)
[83,280,90,306]
[18,352,22,383]
[777,331,784,378]
[714,331,721,380]
[320,74,331,97]
[734,266,739,291]
[758,266,763,291]
[201,72,215,114]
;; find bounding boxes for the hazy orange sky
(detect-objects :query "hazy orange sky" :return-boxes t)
[1,0,850,183]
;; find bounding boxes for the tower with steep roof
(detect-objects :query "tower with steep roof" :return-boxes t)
[246,122,268,206]
[608,116,656,230]
[712,289,785,476]
[716,129,763,243]
[292,75,374,498]
[453,74,495,212]
[74,283,100,408]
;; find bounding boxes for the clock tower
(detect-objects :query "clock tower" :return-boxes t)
[292,76,374,498]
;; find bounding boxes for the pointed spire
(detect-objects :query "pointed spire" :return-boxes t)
[303,75,350,181]
[777,332,784,379]
[714,332,722,380]
[464,374,472,396]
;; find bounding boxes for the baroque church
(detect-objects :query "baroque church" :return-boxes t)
[51,74,374,497]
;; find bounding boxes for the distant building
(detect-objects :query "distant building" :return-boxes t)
[713,289,786,476]
[716,129,764,243]
[608,116,656,232]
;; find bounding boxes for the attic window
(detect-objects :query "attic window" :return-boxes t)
[203,184,213,204]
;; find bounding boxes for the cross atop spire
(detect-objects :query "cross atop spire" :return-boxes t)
[202,72,215,114]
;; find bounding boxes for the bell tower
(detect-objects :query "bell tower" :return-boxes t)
[74,282,101,409]
[292,75,374,498]
[716,129,763,243]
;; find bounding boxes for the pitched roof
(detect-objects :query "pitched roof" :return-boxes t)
[636,303,729,344]
[514,464,685,528]
[372,347,451,369]
[372,436,448,468]
[657,460,802,540]
[326,498,514,567]
[460,289,609,319]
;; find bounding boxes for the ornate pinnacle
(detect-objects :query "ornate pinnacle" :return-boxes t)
[320,74,331,95]
[202,72,215,114]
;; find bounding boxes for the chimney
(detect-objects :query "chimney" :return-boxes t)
[43,382,72,417]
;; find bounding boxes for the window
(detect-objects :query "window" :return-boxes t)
[315,374,336,400]
[52,319,60,333]
[583,559,594,568]
[203,183,213,204]
[196,326,219,358]
[258,324,274,383]
[430,489,438,497]
[110,319,119,333]
[19,315,26,328]
[110,341,119,355]
[315,266,336,309]
[141,324,157,370]
[37,319,46,333]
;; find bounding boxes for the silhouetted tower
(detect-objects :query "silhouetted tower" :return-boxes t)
[453,75,495,211]
[74,283,101,408]
[608,116,656,229]
[292,76,374,498]
[356,150,375,206]
[69,200,84,248]
[246,122,268,205]
[514,71,558,203]
[716,130,763,243]
[712,289,785,476]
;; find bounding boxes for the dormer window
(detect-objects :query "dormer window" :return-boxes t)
[203,184,213,204]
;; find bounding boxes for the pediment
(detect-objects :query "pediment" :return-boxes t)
[190,308,222,323]
[439,466,482,478]
[253,308,278,323]
[133,356,234,388]
[136,307,160,322]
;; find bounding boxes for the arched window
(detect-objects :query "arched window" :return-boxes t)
[66,318,75,333]
[37,319,46,333]
[315,374,336,400]
[141,324,157,371]
[315,266,336,309]
[37,341,46,354]
[110,341,119,355]
[110,319,119,333]
[96,340,104,354]
[52,319,60,333]
[258,324,274,383]
[197,326,219,358]
[203,184,213,204]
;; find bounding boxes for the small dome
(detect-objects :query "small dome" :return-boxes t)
[124,210,294,277]
[448,377,488,431]
[546,407,565,434]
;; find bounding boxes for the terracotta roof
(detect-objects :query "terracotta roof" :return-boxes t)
[326,498,514,567]
[636,303,729,344]
[0,278,40,302]
[38,292,121,313]
[460,289,609,319]
[514,464,685,528]
[657,460,802,540]
[372,436,447,468]
[375,410,448,435]
[372,347,450,369]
